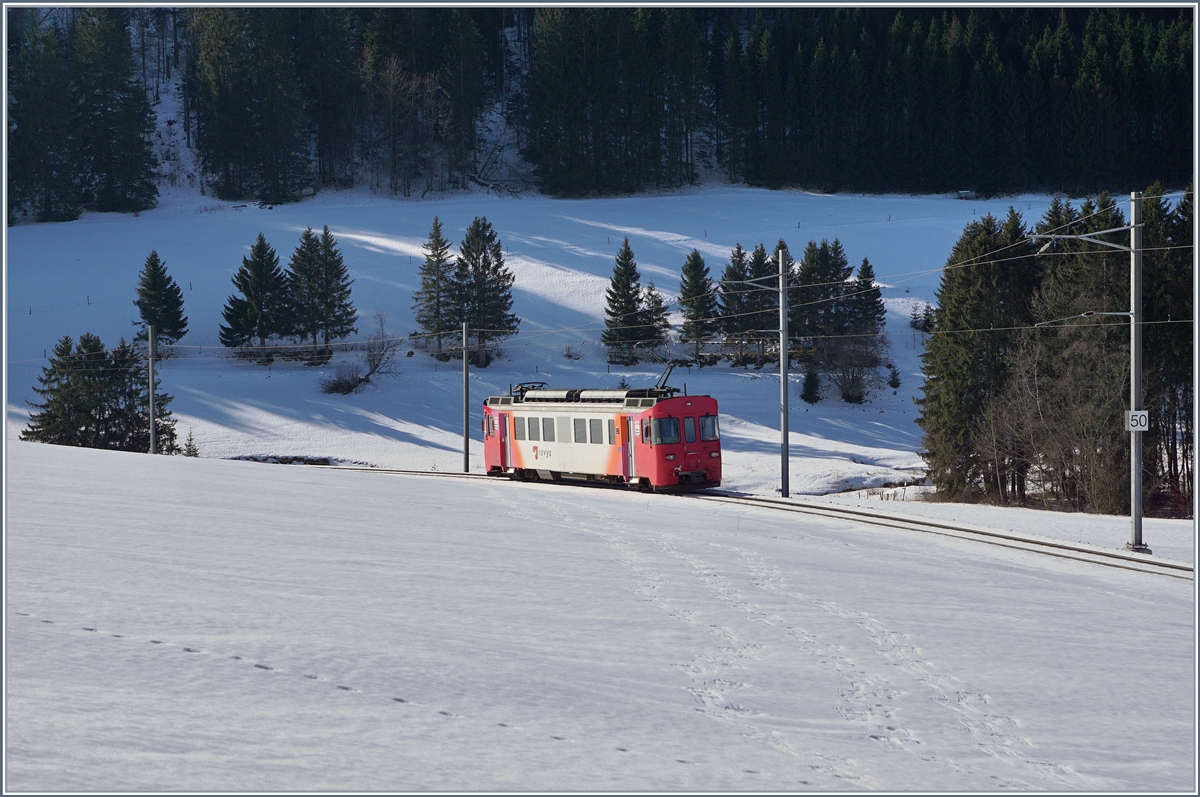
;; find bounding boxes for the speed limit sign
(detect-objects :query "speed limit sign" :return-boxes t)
[1126,410,1149,431]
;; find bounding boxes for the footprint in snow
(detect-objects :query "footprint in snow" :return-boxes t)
[254,664,273,670]
[183,647,201,653]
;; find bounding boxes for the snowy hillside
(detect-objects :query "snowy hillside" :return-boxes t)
[6,440,1194,791]
[7,183,1063,497]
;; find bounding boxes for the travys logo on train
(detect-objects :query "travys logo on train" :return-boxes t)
[532,446,551,460]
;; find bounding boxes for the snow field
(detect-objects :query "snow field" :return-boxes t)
[7,185,1052,499]
[5,441,1194,791]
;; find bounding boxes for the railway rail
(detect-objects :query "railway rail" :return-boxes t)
[306,463,1192,580]
[692,490,1193,581]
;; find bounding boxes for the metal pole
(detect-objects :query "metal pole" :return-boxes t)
[1127,192,1149,553]
[779,246,789,498]
[148,325,156,455]
[463,321,470,473]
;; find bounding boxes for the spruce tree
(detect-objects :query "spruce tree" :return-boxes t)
[316,226,358,348]
[412,216,456,353]
[801,367,821,404]
[601,238,645,365]
[219,233,288,350]
[746,243,778,363]
[678,249,718,360]
[640,282,671,353]
[22,333,176,452]
[72,9,158,212]
[249,10,311,204]
[7,24,80,223]
[718,244,752,363]
[134,251,188,347]
[286,226,356,354]
[917,210,1036,498]
[449,216,519,366]
[286,227,324,349]
[183,428,200,457]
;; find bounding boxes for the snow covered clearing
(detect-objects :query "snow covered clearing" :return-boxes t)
[5,441,1194,791]
[5,184,1196,790]
[7,184,1057,497]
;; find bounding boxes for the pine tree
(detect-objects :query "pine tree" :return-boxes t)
[285,226,356,354]
[794,239,853,367]
[801,367,821,404]
[21,333,177,453]
[412,216,456,353]
[133,250,188,347]
[219,233,288,350]
[718,244,752,363]
[316,226,358,348]
[449,216,519,366]
[678,249,718,360]
[746,243,778,363]
[72,9,158,212]
[183,428,200,457]
[7,24,80,223]
[249,10,311,204]
[917,209,1036,499]
[194,8,255,199]
[602,238,646,365]
[825,257,888,404]
[285,227,324,349]
[641,282,671,353]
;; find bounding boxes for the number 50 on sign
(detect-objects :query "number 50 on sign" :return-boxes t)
[1126,410,1149,431]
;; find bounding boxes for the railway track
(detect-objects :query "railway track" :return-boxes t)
[307,464,1192,580]
[691,491,1194,581]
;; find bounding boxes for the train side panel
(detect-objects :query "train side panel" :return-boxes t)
[482,395,720,490]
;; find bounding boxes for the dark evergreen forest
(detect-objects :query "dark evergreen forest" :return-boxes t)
[7,7,1193,214]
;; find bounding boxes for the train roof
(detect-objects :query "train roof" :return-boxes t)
[484,382,712,409]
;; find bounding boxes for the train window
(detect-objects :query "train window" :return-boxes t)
[607,419,615,445]
[652,417,681,445]
[543,417,556,442]
[589,418,603,444]
[684,416,696,443]
[528,417,540,441]
[514,416,526,440]
[699,415,720,441]
[574,418,587,443]
[641,419,650,444]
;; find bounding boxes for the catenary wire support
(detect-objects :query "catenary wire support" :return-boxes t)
[1029,192,1149,554]
[148,325,156,455]
[463,321,470,473]
[725,252,791,498]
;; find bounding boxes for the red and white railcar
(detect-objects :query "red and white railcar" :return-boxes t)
[482,382,721,491]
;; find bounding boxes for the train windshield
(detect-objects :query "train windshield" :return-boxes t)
[651,417,681,445]
[699,415,720,441]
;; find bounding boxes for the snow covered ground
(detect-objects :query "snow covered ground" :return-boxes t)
[5,441,1194,791]
[6,182,1196,790]
[7,182,1060,499]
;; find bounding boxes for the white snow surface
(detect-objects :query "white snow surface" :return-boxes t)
[7,183,1059,499]
[6,184,1197,790]
[5,441,1195,791]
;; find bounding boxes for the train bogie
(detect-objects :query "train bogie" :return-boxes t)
[482,386,720,491]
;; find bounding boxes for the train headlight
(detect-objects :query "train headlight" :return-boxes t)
[710,451,720,458]
[665,454,676,461]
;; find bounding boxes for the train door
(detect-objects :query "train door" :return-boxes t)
[624,417,636,478]
[683,416,701,472]
[498,413,510,469]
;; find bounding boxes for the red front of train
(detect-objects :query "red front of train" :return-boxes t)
[481,385,721,491]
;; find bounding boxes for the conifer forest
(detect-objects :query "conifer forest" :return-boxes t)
[7,6,1192,211]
